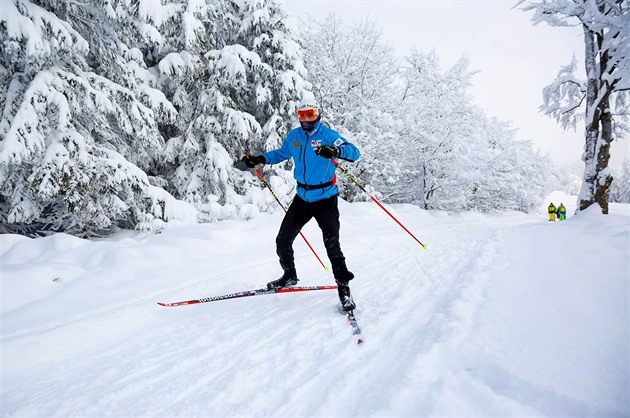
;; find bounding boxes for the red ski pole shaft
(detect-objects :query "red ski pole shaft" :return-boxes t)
[253,167,329,270]
[330,159,427,250]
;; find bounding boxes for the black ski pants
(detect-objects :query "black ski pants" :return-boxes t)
[276,195,353,282]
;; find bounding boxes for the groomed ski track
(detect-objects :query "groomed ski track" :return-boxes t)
[1,199,627,417]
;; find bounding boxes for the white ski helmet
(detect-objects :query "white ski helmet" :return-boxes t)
[297,97,321,116]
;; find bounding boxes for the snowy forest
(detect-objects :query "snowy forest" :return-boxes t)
[1,0,628,238]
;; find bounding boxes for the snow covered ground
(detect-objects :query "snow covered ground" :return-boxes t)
[1,192,628,417]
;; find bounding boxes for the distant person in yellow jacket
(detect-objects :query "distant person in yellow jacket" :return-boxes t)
[557,203,567,220]
[548,203,557,221]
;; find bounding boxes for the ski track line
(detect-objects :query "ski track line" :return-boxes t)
[251,220,502,416]
[371,229,533,416]
[347,219,529,416]
[338,224,503,415]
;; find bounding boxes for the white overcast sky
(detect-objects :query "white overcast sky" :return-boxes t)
[283,0,628,169]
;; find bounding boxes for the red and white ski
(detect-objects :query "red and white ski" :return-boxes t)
[157,285,338,307]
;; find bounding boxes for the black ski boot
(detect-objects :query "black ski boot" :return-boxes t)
[337,280,356,312]
[267,272,298,290]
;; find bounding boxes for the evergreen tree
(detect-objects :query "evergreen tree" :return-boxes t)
[0,0,195,237]
[162,0,310,217]
[0,0,311,235]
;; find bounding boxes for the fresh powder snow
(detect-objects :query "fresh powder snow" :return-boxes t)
[1,192,628,417]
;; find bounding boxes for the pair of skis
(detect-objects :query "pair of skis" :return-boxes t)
[158,285,363,344]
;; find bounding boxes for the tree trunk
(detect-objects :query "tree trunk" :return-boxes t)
[593,90,614,214]
[578,23,613,214]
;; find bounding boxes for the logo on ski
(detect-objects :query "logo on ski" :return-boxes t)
[157,285,338,307]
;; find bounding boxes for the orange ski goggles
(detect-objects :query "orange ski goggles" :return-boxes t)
[297,108,318,119]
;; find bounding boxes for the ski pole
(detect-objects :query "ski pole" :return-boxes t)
[253,166,329,271]
[330,159,427,250]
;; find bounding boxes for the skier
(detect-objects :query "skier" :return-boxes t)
[548,202,557,221]
[242,98,361,312]
[557,203,567,220]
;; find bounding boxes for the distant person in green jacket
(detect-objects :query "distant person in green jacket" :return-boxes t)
[548,203,557,221]
[557,203,567,221]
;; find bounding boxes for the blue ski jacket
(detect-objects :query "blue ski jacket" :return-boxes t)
[262,122,360,202]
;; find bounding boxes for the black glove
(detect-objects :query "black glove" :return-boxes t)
[315,145,340,159]
[242,154,266,168]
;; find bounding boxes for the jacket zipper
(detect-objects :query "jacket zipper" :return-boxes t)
[301,131,308,184]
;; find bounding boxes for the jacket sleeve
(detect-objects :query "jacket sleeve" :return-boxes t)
[328,131,360,162]
[262,134,292,165]
[336,139,360,162]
